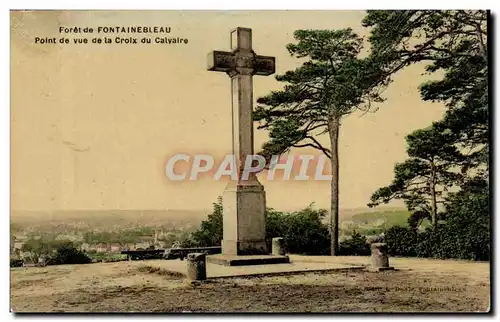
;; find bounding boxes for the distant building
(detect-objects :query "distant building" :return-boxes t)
[109,244,121,252]
[123,243,135,251]
[95,243,108,253]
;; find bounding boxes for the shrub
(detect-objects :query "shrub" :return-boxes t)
[413,228,442,258]
[51,241,92,265]
[384,225,417,257]
[176,230,197,248]
[191,197,223,247]
[10,259,23,267]
[437,184,489,260]
[383,183,489,261]
[338,230,370,256]
[265,206,331,255]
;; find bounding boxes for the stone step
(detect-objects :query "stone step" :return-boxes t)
[207,254,290,266]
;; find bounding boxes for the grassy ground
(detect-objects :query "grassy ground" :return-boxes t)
[10,256,490,313]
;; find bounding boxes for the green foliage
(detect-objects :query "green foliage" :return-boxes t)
[384,182,489,261]
[10,259,23,267]
[22,236,69,255]
[384,226,418,257]
[439,180,489,260]
[265,206,331,255]
[366,10,488,226]
[363,11,487,90]
[255,28,387,159]
[21,238,91,265]
[407,210,431,230]
[191,197,223,247]
[51,241,92,265]
[365,10,489,253]
[338,230,370,256]
[158,232,183,249]
[175,230,197,248]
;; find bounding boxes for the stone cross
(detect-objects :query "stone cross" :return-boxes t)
[207,27,275,255]
[208,27,275,183]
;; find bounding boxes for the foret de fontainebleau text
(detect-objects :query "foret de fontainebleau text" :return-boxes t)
[34,26,189,45]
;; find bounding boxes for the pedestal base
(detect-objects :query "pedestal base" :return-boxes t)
[207,254,290,266]
[222,240,268,255]
[222,182,267,255]
[368,266,395,272]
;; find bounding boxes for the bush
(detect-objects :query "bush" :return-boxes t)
[51,241,92,265]
[176,230,197,248]
[437,184,489,260]
[414,228,442,258]
[383,183,489,261]
[338,230,370,256]
[384,225,418,257]
[265,206,331,255]
[191,197,223,247]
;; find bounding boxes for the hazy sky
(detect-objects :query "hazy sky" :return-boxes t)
[10,10,446,212]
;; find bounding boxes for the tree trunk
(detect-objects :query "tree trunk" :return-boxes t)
[328,116,340,256]
[429,161,438,229]
[475,20,487,61]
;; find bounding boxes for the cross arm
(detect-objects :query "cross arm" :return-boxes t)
[253,55,275,76]
[207,50,275,76]
[207,50,235,73]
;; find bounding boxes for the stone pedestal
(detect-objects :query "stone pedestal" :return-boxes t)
[370,243,394,271]
[222,183,267,255]
[272,237,285,256]
[186,253,207,280]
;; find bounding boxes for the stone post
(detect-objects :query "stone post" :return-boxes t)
[272,237,285,256]
[186,253,207,281]
[370,243,394,271]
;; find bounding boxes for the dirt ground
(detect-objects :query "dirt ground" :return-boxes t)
[10,256,490,313]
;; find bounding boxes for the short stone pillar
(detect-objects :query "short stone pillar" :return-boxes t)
[38,255,48,267]
[370,243,394,271]
[186,253,207,281]
[272,237,285,256]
